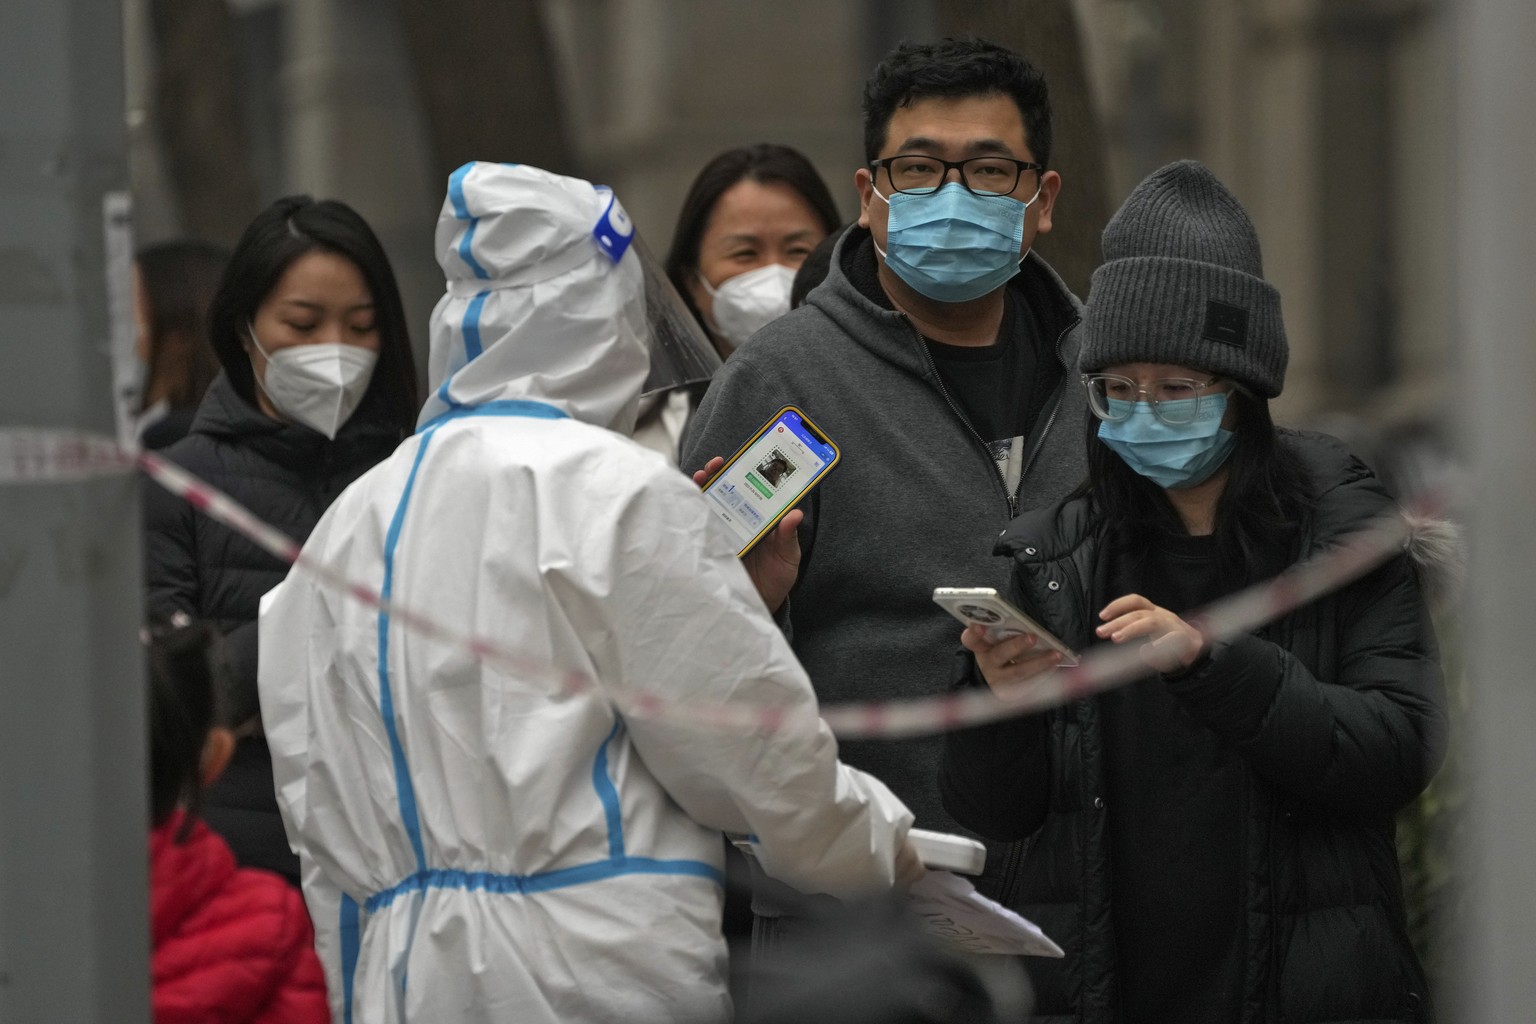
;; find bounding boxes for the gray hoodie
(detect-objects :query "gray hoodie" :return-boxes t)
[682,227,1086,896]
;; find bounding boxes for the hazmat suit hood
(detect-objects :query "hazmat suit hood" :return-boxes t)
[421,162,717,432]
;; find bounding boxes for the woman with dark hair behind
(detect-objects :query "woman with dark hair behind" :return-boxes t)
[666,143,841,353]
[637,143,841,462]
[143,195,419,884]
[940,162,1449,1022]
[147,619,328,1023]
[134,241,228,449]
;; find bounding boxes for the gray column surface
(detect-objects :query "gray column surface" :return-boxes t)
[0,1,150,1022]
[1456,0,1536,1020]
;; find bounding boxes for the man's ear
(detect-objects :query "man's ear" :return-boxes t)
[1032,169,1063,237]
[200,727,237,788]
[855,167,874,229]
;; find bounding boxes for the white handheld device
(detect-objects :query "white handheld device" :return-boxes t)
[908,828,988,875]
[730,828,988,876]
[932,587,1079,666]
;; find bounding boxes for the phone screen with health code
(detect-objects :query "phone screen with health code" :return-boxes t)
[703,406,839,556]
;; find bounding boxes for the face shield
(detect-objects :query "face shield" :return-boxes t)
[592,188,722,396]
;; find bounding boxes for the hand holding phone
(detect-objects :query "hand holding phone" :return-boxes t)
[700,406,840,557]
[961,626,1067,695]
[694,454,802,613]
[933,587,1078,666]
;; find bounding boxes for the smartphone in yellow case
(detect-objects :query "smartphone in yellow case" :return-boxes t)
[702,405,840,556]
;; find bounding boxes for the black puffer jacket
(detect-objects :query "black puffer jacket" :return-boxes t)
[143,372,403,882]
[941,431,1449,1023]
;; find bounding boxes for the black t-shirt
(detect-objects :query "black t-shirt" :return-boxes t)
[1100,531,1246,1023]
[924,290,1039,455]
[843,233,1054,494]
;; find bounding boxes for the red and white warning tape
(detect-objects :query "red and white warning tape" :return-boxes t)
[0,429,137,483]
[3,428,1430,739]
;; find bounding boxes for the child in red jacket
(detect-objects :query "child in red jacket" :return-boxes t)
[148,621,329,1024]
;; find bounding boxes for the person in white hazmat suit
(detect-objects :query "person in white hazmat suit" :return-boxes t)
[257,161,917,1024]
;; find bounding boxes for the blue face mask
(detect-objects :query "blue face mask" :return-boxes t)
[1097,394,1237,489]
[873,181,1036,303]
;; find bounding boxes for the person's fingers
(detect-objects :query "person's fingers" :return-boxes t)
[754,517,802,570]
[974,632,1038,672]
[752,510,801,554]
[1097,609,1156,641]
[769,508,804,555]
[894,838,926,890]
[959,624,994,654]
[740,509,805,614]
[691,456,727,488]
[995,633,1039,661]
[1099,593,1153,621]
[963,627,1015,666]
[966,626,1051,690]
[991,650,1064,695]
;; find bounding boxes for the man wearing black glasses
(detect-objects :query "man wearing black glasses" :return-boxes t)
[681,36,1086,959]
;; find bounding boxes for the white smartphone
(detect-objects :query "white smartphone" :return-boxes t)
[908,828,988,875]
[731,828,987,876]
[932,587,1079,666]
[702,406,840,557]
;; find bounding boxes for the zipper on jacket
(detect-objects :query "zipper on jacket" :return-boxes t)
[909,313,1079,521]
[906,315,1017,518]
[1015,316,1082,491]
[1018,385,1063,496]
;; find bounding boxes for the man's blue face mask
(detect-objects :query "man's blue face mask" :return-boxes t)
[1096,394,1237,490]
[872,180,1039,304]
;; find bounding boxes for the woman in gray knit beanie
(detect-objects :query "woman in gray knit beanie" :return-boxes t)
[939,161,1447,1022]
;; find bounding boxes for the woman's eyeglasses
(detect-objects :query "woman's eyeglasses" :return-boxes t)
[1082,373,1224,425]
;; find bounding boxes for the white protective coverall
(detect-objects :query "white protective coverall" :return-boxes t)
[257,162,913,1024]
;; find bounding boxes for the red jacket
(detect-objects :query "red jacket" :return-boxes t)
[151,813,329,1024]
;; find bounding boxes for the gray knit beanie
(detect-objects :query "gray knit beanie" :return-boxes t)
[1079,160,1287,398]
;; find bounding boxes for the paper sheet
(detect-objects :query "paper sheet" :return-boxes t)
[906,870,1064,957]
[102,191,139,450]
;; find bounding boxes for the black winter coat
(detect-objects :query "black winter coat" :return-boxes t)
[941,431,1448,1024]
[143,372,403,882]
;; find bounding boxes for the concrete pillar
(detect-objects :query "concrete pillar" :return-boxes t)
[0,1,150,1021]
[1455,0,1536,1018]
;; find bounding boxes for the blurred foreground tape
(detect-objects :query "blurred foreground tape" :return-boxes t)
[0,428,1428,739]
[0,429,136,482]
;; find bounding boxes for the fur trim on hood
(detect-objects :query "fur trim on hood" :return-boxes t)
[1401,508,1467,613]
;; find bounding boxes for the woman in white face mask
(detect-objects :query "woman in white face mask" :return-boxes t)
[668,143,841,358]
[633,145,842,464]
[142,195,419,888]
[243,250,382,441]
